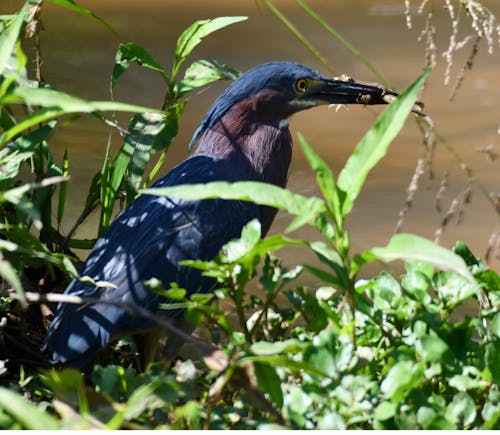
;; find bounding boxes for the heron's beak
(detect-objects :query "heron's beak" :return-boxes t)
[307,76,395,106]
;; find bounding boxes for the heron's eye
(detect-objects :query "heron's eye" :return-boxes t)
[295,78,308,93]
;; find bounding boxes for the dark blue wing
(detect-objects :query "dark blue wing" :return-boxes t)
[44,154,259,367]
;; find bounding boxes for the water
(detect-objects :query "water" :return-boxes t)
[3,0,500,278]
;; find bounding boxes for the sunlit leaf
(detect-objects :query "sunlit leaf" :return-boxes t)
[0,387,58,429]
[446,392,476,428]
[337,67,431,216]
[416,335,450,363]
[381,360,424,402]
[176,59,240,97]
[142,181,326,231]
[173,16,247,78]
[370,233,474,283]
[0,3,27,76]
[111,42,168,91]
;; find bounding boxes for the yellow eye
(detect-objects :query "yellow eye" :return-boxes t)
[295,78,308,93]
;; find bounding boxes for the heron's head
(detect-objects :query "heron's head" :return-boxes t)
[190,61,392,147]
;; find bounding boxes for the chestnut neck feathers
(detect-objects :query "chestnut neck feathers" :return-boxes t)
[194,89,294,189]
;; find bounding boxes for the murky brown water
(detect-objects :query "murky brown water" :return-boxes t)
[3,0,500,279]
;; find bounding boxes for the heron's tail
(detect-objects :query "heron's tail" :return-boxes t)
[43,304,117,369]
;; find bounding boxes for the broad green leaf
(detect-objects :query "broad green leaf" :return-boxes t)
[46,0,117,35]
[111,42,168,91]
[0,387,58,429]
[224,219,261,262]
[370,233,474,283]
[173,17,247,78]
[416,335,450,363]
[254,362,284,407]
[381,360,424,402]
[435,271,477,307]
[284,387,310,428]
[142,181,326,231]
[124,109,182,197]
[0,3,27,76]
[374,401,397,421]
[449,366,483,391]
[337,67,431,216]
[303,328,337,377]
[446,392,476,428]
[482,388,500,429]
[176,59,240,97]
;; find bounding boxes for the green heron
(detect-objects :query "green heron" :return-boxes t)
[44,61,391,368]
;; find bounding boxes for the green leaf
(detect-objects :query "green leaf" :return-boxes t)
[105,380,162,429]
[303,328,337,377]
[111,42,168,91]
[254,362,284,408]
[4,86,159,114]
[381,360,424,402]
[453,241,480,267]
[370,233,474,283]
[298,133,341,224]
[374,401,397,421]
[337,67,431,216]
[142,181,326,231]
[482,388,500,429]
[251,339,307,355]
[416,335,450,363]
[0,387,58,430]
[46,0,117,35]
[0,124,56,186]
[173,16,247,79]
[485,340,500,386]
[0,3,27,76]
[0,88,159,147]
[224,219,261,262]
[124,110,181,196]
[449,366,483,391]
[283,387,310,428]
[446,392,476,428]
[492,312,500,339]
[0,252,24,305]
[176,59,240,97]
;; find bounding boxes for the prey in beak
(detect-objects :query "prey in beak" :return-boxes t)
[297,73,426,116]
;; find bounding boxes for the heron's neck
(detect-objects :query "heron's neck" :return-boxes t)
[194,99,293,188]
